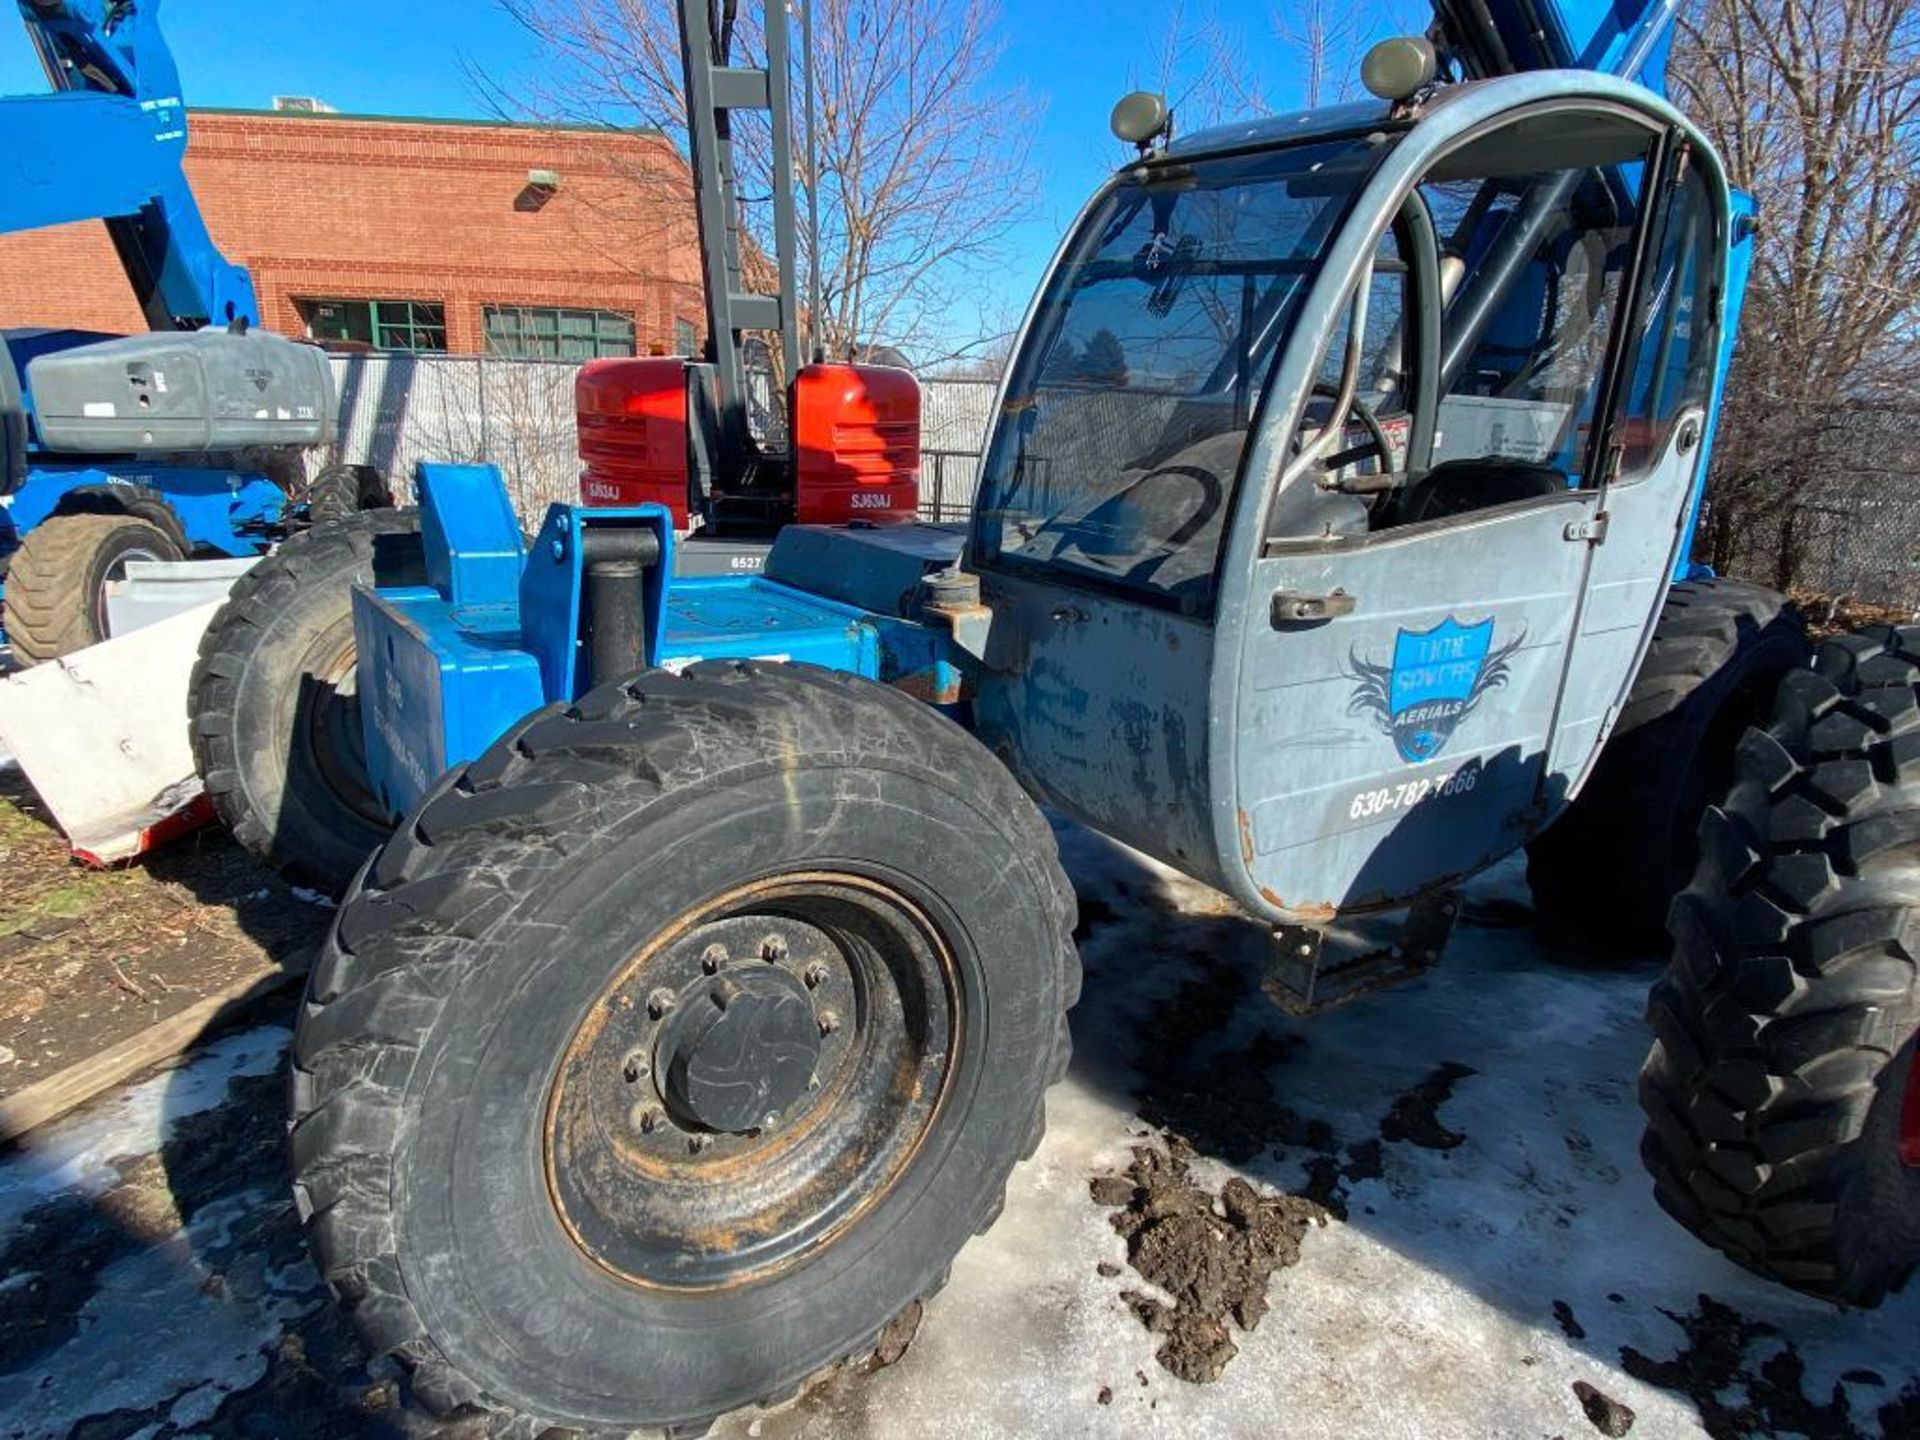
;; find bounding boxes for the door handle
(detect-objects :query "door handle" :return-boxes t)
[1271,589,1357,628]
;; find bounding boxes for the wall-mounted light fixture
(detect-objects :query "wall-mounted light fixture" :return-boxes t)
[517,169,564,212]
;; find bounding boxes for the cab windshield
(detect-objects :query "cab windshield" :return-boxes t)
[973,136,1391,613]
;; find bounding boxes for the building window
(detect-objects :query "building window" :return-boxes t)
[298,299,447,352]
[674,317,698,356]
[484,306,636,361]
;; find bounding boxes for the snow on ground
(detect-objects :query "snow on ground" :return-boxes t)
[0,831,1914,1440]
[724,830,1920,1440]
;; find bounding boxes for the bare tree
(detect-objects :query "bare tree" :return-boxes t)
[491,0,1042,366]
[1673,0,1920,586]
[1144,0,1424,138]
[1269,0,1397,109]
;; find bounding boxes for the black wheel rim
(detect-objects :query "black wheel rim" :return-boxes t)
[301,632,386,827]
[545,872,961,1291]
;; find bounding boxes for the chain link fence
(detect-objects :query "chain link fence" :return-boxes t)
[319,355,1001,526]
[1708,403,1920,614]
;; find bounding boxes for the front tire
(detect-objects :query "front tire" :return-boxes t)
[3,512,185,666]
[291,662,1080,1433]
[1640,625,1920,1305]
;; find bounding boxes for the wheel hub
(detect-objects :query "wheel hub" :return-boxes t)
[544,873,958,1291]
[654,967,822,1134]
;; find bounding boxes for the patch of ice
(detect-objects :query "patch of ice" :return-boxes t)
[0,1025,289,1242]
[0,1191,300,1439]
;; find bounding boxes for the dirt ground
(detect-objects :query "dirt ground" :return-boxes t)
[0,768,326,1099]
[0,803,1915,1439]
[1790,589,1916,638]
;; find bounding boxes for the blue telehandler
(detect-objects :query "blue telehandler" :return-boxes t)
[226,0,1915,1430]
[0,0,379,667]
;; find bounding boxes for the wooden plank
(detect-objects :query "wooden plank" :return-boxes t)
[0,950,311,1145]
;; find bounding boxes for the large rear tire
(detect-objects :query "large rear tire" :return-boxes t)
[1528,578,1807,951]
[291,661,1079,1433]
[189,509,421,892]
[3,512,185,666]
[1640,625,1920,1305]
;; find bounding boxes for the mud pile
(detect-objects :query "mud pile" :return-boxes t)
[1090,1140,1326,1383]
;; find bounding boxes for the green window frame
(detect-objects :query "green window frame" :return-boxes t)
[484,305,637,361]
[298,298,447,352]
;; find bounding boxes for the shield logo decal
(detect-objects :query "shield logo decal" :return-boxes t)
[1348,616,1522,763]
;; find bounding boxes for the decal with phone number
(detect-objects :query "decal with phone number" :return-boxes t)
[1347,764,1479,821]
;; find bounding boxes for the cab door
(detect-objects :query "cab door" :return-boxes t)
[1229,107,1674,914]
[1545,147,1732,794]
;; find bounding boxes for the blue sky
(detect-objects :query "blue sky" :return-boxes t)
[0,0,1416,347]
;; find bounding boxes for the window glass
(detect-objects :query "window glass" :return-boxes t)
[1424,169,1635,483]
[298,299,446,352]
[301,299,373,347]
[375,301,447,352]
[1270,114,1658,539]
[973,137,1389,613]
[1613,160,1718,477]
[484,306,636,361]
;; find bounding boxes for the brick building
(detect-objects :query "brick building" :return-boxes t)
[0,108,707,358]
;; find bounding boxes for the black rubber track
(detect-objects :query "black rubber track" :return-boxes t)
[3,511,184,665]
[289,660,1081,1436]
[1640,624,1920,1305]
[1528,578,1807,951]
[190,509,422,892]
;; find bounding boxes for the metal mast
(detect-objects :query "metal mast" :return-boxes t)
[677,0,803,470]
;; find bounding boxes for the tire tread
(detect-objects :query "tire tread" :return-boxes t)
[1640,623,1920,1305]
[290,660,1082,1432]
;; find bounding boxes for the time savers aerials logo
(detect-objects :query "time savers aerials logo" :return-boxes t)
[1346,616,1524,763]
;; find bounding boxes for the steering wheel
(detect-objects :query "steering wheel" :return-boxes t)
[1302,381,1395,477]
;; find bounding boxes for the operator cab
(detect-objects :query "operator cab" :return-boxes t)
[967,66,1732,921]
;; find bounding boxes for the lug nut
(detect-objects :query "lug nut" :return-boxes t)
[688,1134,709,1154]
[710,978,742,1011]
[631,1104,664,1135]
[803,961,829,989]
[621,1051,650,1083]
[760,935,789,963]
[817,1009,841,1037]
[760,1111,780,1132]
[646,988,676,1019]
[701,944,727,975]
